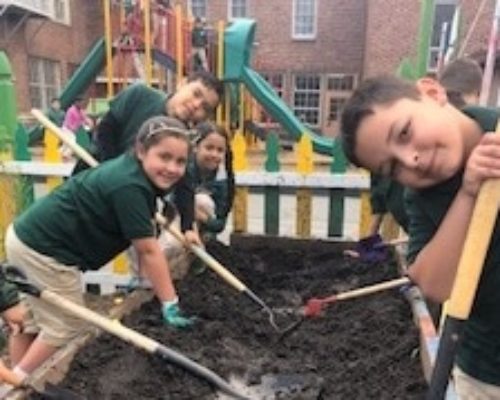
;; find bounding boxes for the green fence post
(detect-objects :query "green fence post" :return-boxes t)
[264,132,280,235]
[328,141,347,237]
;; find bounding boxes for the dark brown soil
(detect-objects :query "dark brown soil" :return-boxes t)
[50,237,427,399]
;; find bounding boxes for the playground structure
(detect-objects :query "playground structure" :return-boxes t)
[3,0,493,397]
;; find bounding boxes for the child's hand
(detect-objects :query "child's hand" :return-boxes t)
[195,206,210,223]
[462,133,500,198]
[184,229,203,247]
[2,304,25,335]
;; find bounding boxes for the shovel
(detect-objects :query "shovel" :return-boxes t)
[31,109,286,333]
[2,264,248,400]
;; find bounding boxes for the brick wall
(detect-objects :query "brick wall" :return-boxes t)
[363,0,496,79]
[0,0,104,113]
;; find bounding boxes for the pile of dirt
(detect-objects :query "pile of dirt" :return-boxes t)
[51,238,427,399]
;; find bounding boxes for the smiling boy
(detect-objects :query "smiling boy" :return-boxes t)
[94,70,223,162]
[341,75,500,398]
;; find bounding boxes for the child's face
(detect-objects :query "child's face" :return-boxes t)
[138,136,188,190]
[195,132,226,171]
[354,80,467,189]
[168,80,220,123]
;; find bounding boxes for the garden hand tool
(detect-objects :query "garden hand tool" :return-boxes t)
[274,276,412,342]
[31,109,284,333]
[302,276,411,317]
[1,264,249,400]
[343,235,408,262]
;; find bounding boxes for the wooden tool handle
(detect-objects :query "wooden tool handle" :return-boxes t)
[334,277,410,302]
[40,290,158,353]
[155,213,247,292]
[31,109,99,168]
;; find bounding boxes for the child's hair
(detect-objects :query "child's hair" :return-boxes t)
[186,70,224,100]
[135,116,191,152]
[193,121,235,217]
[438,58,482,108]
[340,75,420,167]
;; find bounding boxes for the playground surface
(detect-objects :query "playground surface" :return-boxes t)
[51,237,426,399]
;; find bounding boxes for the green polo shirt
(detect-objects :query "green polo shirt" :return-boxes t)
[14,153,162,271]
[108,83,168,153]
[186,160,231,235]
[406,105,500,385]
[370,174,409,232]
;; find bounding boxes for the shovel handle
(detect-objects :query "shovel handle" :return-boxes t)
[31,109,99,168]
[40,290,159,353]
[323,276,411,303]
[155,213,247,292]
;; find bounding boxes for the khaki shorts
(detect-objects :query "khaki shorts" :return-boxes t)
[453,366,500,400]
[5,225,86,347]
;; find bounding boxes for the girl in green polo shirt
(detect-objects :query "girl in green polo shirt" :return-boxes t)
[160,121,235,276]
[5,116,198,382]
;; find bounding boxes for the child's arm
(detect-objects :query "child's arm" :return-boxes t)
[133,237,195,328]
[133,237,177,302]
[408,134,500,302]
[198,182,230,235]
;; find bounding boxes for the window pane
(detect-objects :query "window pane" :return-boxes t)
[294,0,316,37]
[261,72,284,98]
[293,73,320,125]
[28,57,61,110]
[231,0,247,18]
[191,0,206,18]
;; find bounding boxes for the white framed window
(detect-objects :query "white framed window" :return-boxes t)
[428,0,457,71]
[29,57,62,110]
[229,0,247,19]
[292,0,317,40]
[189,0,207,19]
[327,74,356,91]
[52,0,71,25]
[293,74,321,126]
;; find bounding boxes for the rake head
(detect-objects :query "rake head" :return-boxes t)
[303,298,325,317]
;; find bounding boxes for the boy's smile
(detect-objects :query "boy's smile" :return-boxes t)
[168,80,219,123]
[354,82,481,189]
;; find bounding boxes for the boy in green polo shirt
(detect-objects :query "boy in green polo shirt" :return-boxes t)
[350,58,483,263]
[340,75,500,398]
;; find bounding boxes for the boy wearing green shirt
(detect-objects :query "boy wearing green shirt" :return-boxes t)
[341,75,500,398]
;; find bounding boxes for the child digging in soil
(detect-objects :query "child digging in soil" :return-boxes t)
[341,75,500,398]
[160,121,235,276]
[4,116,197,383]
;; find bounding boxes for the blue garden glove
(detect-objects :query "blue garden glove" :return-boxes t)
[354,234,390,263]
[161,297,196,328]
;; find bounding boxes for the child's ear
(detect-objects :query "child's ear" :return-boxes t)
[415,77,448,105]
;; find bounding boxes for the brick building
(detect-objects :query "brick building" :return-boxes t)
[184,0,499,137]
[2,0,499,129]
[0,0,102,114]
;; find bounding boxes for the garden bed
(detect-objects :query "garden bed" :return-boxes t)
[29,236,427,399]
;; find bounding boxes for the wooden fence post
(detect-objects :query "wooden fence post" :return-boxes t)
[232,130,248,232]
[295,134,313,238]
